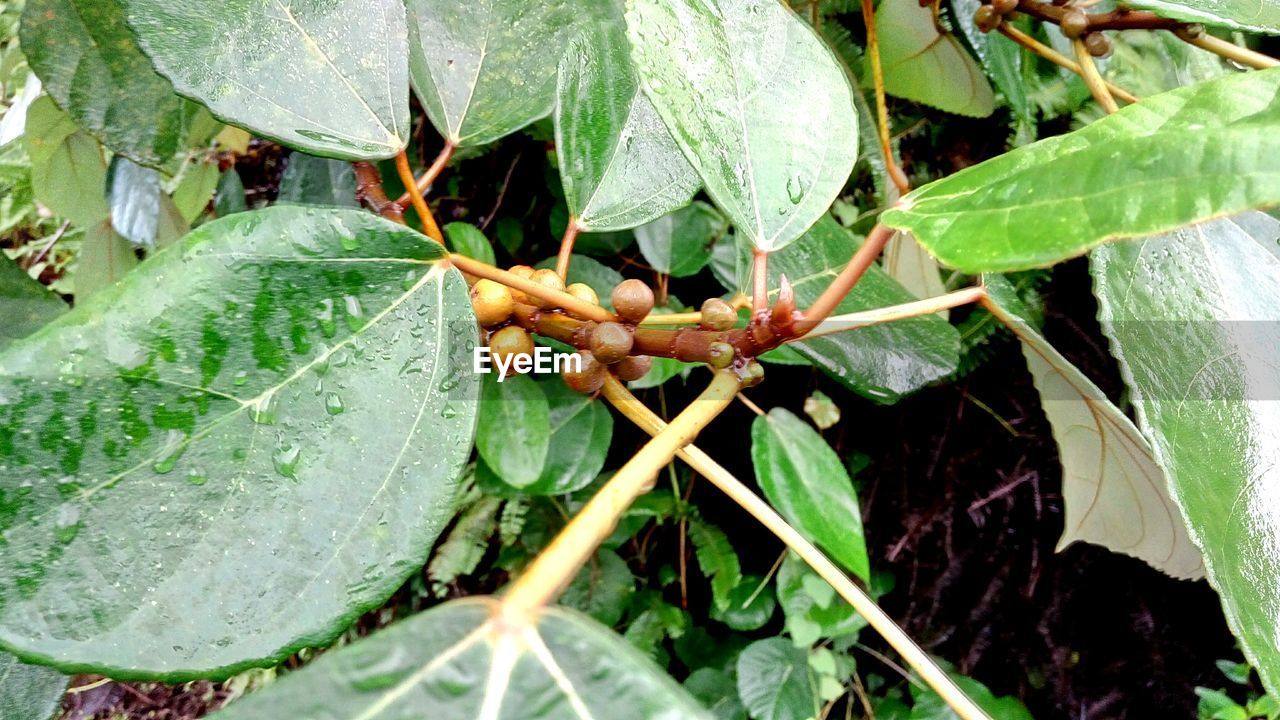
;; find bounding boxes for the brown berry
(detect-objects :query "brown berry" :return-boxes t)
[1084,31,1112,57]
[529,268,566,309]
[611,279,655,324]
[507,265,535,303]
[566,282,599,306]
[563,352,607,395]
[741,360,765,387]
[489,326,534,369]
[1060,9,1089,38]
[974,5,1001,32]
[589,321,633,364]
[700,298,738,331]
[992,0,1018,14]
[470,279,514,327]
[614,355,653,382]
[707,341,735,370]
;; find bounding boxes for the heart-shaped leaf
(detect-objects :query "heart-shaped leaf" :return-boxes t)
[635,202,726,278]
[1091,212,1280,694]
[208,597,713,719]
[751,408,870,581]
[1126,0,1280,34]
[983,276,1203,579]
[882,68,1280,272]
[0,206,478,679]
[0,652,66,720]
[121,0,409,160]
[876,0,996,118]
[626,0,858,251]
[20,0,200,171]
[75,220,139,300]
[736,638,817,720]
[23,96,108,228]
[556,12,699,231]
[408,0,583,147]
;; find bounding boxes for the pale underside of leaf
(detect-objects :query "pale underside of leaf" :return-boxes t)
[1127,0,1280,34]
[876,0,996,118]
[882,230,947,314]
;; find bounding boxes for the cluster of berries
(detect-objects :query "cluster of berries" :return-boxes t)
[972,0,1112,57]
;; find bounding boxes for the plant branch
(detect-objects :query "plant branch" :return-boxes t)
[352,162,405,224]
[450,253,616,323]
[555,221,582,280]
[599,375,993,720]
[1178,29,1280,69]
[502,370,742,617]
[997,25,1139,105]
[795,224,894,333]
[1073,40,1120,114]
[1016,0,1181,30]
[798,286,987,340]
[395,150,444,244]
[638,311,707,327]
[396,141,455,208]
[862,0,910,194]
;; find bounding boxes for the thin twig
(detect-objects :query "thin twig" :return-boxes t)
[449,253,615,323]
[395,141,455,208]
[796,223,895,333]
[555,221,581,280]
[395,150,444,243]
[29,219,71,266]
[998,25,1139,104]
[861,0,910,194]
[1073,40,1120,114]
[352,162,405,224]
[800,286,987,339]
[1179,30,1280,69]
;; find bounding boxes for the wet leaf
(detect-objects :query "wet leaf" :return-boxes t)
[277,152,358,207]
[1126,0,1280,33]
[983,276,1203,579]
[209,598,712,719]
[882,68,1280,272]
[23,96,108,227]
[20,0,199,170]
[477,374,551,489]
[736,638,817,720]
[408,0,583,147]
[1091,212,1280,694]
[556,13,699,231]
[626,0,858,251]
[751,408,870,582]
[120,0,409,160]
[0,652,66,720]
[0,256,66,348]
[0,206,479,679]
[635,202,726,278]
[876,0,995,117]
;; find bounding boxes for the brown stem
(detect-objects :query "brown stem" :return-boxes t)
[1017,0,1181,31]
[395,141,455,208]
[862,0,910,194]
[555,221,581,280]
[450,253,615,323]
[395,150,444,244]
[795,224,894,333]
[1073,40,1120,114]
[352,162,405,224]
[997,25,1139,105]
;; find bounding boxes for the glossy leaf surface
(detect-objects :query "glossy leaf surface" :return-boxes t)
[20,0,197,170]
[121,0,409,160]
[408,0,581,147]
[626,0,858,251]
[736,638,816,720]
[751,408,870,581]
[556,15,699,231]
[524,379,612,496]
[876,0,996,117]
[23,97,107,227]
[0,207,479,679]
[0,652,66,720]
[1127,0,1280,33]
[1091,212,1280,693]
[210,597,712,719]
[477,374,551,489]
[882,68,1280,272]
[635,202,725,278]
[983,277,1202,579]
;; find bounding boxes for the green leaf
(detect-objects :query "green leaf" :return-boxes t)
[909,674,1033,720]
[121,0,409,160]
[0,651,66,720]
[0,257,66,348]
[20,0,198,170]
[983,275,1203,579]
[751,408,870,581]
[1090,211,1280,696]
[1196,688,1250,720]
[688,513,743,612]
[171,157,221,223]
[556,13,699,231]
[736,638,818,720]
[523,379,613,496]
[427,493,501,596]
[882,68,1280,272]
[561,549,637,626]
[0,206,479,679]
[214,170,248,217]
[709,576,777,632]
[209,598,713,719]
[777,555,866,646]
[408,0,582,147]
[717,217,959,403]
[23,96,108,227]
[875,0,995,117]
[882,231,947,309]
[686,667,749,720]
[74,220,137,300]
[477,374,551,489]
[626,0,858,251]
[277,152,358,207]
[635,202,725,277]
[1126,0,1280,33]
[444,222,496,266]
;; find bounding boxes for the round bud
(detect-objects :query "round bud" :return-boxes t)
[974,5,1001,32]
[700,298,738,331]
[489,326,534,370]
[1060,9,1089,38]
[529,268,566,309]
[741,360,766,388]
[563,352,607,395]
[589,321,634,364]
[507,265,535,303]
[1175,23,1205,40]
[1084,31,1112,57]
[992,0,1018,14]
[470,279,515,327]
[566,282,599,306]
[614,355,653,382]
[707,342,735,370]
[611,279,656,324]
